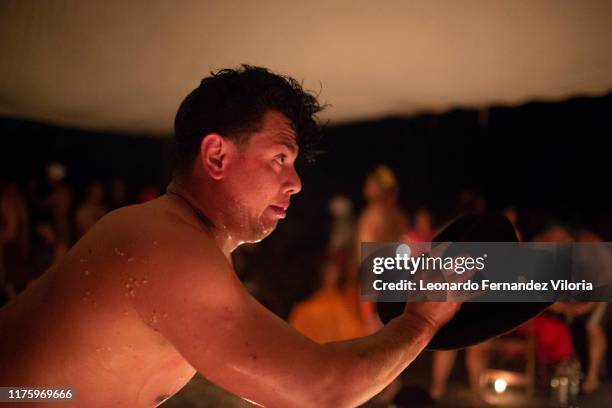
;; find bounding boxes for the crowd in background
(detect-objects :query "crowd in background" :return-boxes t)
[0,163,160,304]
[286,165,610,405]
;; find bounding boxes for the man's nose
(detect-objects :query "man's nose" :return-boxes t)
[283,167,302,196]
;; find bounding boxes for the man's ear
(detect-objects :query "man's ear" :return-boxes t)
[200,134,235,180]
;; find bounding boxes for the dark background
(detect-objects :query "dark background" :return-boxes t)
[2,91,611,316]
[2,92,610,227]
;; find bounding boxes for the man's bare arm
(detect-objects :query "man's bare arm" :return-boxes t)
[128,227,457,407]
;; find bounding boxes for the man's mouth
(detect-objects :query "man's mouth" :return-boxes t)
[269,205,287,218]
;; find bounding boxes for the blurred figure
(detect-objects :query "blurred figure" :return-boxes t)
[579,302,608,394]
[502,206,523,241]
[403,207,434,243]
[570,229,609,393]
[533,224,573,243]
[107,177,128,210]
[429,342,492,407]
[355,165,408,404]
[289,250,399,405]
[328,195,355,252]
[521,308,575,372]
[531,225,577,388]
[289,250,370,343]
[29,214,60,278]
[329,195,381,335]
[24,176,46,220]
[0,182,30,300]
[76,181,107,237]
[356,165,408,327]
[47,183,75,247]
[356,165,408,247]
[551,301,608,393]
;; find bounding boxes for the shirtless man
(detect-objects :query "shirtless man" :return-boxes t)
[0,66,460,407]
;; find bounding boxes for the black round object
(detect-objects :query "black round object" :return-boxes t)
[376,214,552,350]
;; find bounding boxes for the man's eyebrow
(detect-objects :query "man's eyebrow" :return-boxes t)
[273,134,299,154]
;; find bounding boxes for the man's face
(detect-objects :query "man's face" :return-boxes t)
[218,110,302,243]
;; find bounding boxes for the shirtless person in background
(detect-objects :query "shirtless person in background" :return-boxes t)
[0,66,460,407]
[356,165,408,248]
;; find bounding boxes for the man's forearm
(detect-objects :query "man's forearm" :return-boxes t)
[321,315,437,407]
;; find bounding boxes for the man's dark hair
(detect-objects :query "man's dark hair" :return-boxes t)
[174,65,324,171]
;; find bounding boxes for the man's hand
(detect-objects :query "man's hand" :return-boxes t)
[402,301,462,332]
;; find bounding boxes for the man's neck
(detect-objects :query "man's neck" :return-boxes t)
[166,178,239,259]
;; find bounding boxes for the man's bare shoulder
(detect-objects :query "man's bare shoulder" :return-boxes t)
[72,196,229,289]
[77,196,237,323]
[117,197,232,276]
[100,197,199,233]
[93,197,212,247]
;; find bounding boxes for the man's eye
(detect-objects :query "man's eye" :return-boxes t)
[275,154,287,165]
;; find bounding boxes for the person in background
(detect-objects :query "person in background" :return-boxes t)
[403,207,434,243]
[328,195,356,253]
[107,176,129,210]
[292,195,377,343]
[551,300,608,393]
[24,175,46,222]
[43,183,75,259]
[328,195,380,334]
[75,180,107,237]
[356,165,409,327]
[289,250,370,343]
[429,331,492,407]
[563,229,609,393]
[356,165,408,248]
[535,224,574,243]
[356,165,410,404]
[29,213,61,279]
[531,225,577,387]
[0,182,30,301]
[502,206,523,241]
